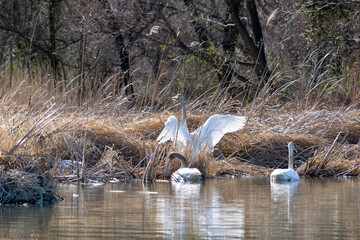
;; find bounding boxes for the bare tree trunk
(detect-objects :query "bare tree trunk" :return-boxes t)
[218,11,239,89]
[78,33,86,105]
[48,0,61,89]
[226,0,270,83]
[9,37,13,88]
[115,33,135,106]
[183,0,246,89]
[246,0,268,77]
[100,0,136,107]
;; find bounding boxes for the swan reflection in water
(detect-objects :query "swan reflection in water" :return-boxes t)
[153,181,245,239]
[270,180,299,227]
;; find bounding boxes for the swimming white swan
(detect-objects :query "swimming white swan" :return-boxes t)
[157,94,246,158]
[270,142,300,182]
[168,152,202,183]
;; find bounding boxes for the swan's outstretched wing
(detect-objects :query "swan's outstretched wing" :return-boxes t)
[157,116,189,146]
[191,115,246,150]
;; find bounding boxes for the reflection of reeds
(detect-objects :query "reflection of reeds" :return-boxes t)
[0,170,61,205]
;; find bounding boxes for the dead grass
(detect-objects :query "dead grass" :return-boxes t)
[1,82,360,182]
[298,144,360,177]
[2,106,360,182]
[0,170,61,205]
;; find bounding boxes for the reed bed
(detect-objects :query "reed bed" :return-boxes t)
[0,170,61,205]
[298,143,360,177]
[1,105,360,182]
[1,83,360,183]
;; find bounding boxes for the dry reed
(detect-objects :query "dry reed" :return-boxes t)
[1,72,360,183]
[2,102,360,182]
[0,170,61,205]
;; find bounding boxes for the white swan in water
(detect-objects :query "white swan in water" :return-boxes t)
[270,142,300,182]
[157,94,246,158]
[168,152,202,183]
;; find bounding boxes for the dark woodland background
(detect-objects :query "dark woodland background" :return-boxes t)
[0,0,359,109]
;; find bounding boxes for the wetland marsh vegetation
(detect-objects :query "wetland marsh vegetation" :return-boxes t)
[0,0,359,204]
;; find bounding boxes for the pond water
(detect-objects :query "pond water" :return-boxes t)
[1,177,360,239]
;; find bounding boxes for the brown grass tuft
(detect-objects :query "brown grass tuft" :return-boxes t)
[0,170,61,205]
[298,144,360,177]
[1,85,360,182]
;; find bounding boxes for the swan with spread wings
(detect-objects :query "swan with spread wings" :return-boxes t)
[157,94,246,158]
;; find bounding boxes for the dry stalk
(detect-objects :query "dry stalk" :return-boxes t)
[81,116,89,182]
[8,104,60,155]
[150,61,171,112]
[314,132,340,176]
[142,144,159,182]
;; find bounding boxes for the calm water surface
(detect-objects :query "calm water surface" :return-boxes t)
[1,177,360,239]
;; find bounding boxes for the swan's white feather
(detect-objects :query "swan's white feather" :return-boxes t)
[157,116,189,148]
[270,142,300,182]
[157,114,246,156]
[270,169,299,182]
[190,115,246,151]
[171,167,202,183]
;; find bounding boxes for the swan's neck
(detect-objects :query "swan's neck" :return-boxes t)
[179,96,187,129]
[288,142,294,169]
[169,152,188,168]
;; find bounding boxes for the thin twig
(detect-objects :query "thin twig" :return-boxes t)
[81,116,89,182]
[142,145,159,182]
[314,132,341,176]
